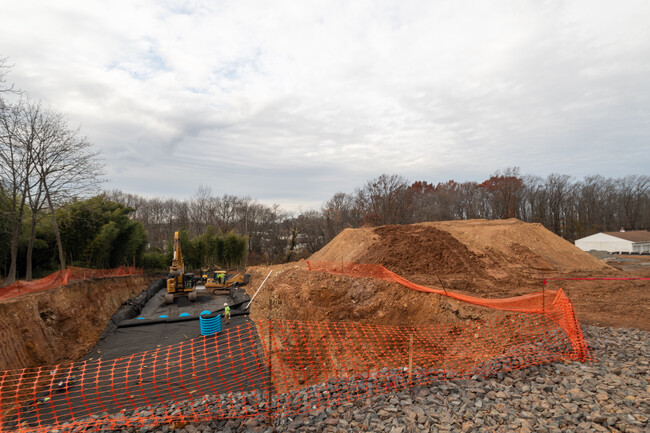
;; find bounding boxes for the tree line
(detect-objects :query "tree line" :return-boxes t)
[327,169,649,240]
[141,226,247,272]
[104,169,649,268]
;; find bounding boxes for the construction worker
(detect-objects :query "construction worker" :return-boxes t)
[56,375,75,392]
[218,271,225,284]
[35,396,51,405]
[224,303,230,324]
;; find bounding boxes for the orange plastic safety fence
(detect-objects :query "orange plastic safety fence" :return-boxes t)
[0,316,591,431]
[306,261,589,362]
[0,262,592,432]
[0,267,143,302]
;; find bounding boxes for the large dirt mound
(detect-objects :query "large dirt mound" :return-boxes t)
[361,225,490,278]
[429,219,612,274]
[308,219,615,296]
[247,219,645,330]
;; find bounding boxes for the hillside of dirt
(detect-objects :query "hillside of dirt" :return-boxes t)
[0,276,151,371]
[429,219,613,274]
[248,219,648,330]
[309,219,617,297]
[247,261,485,326]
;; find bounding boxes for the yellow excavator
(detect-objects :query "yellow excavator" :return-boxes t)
[165,231,197,304]
[205,270,248,294]
[199,268,210,283]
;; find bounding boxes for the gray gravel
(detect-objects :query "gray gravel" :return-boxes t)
[69,325,650,433]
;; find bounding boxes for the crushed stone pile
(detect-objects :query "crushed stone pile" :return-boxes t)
[118,325,650,433]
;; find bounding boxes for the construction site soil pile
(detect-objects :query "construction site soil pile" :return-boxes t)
[311,219,615,295]
[247,261,476,326]
[249,219,648,330]
[0,276,151,371]
[361,224,493,290]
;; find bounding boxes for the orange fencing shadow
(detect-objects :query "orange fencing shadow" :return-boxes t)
[0,267,143,302]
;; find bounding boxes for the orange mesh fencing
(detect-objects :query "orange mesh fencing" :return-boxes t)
[307,261,589,362]
[0,267,143,302]
[0,314,590,432]
[0,262,592,432]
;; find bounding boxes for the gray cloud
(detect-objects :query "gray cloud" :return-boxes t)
[1,0,648,211]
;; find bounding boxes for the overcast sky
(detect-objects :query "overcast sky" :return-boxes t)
[1,0,649,211]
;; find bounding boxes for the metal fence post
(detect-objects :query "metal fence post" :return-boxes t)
[267,296,273,427]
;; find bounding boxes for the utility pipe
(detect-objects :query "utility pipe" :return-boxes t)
[245,270,272,310]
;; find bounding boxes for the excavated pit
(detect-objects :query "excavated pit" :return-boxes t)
[0,276,151,371]
[1,219,646,431]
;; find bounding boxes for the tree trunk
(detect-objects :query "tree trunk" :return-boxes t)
[25,211,37,280]
[44,184,66,271]
[285,227,298,263]
[4,185,28,286]
[5,218,21,286]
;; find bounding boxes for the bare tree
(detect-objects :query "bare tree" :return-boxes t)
[0,58,25,284]
[31,105,103,271]
[24,185,47,280]
[355,174,411,225]
[233,196,254,264]
[457,181,487,219]
[322,192,360,241]
[0,100,33,284]
[189,185,214,235]
[544,174,574,236]
[616,175,649,229]
[574,175,609,236]
[214,194,239,233]
[0,56,18,104]
[433,181,463,221]
[284,210,325,262]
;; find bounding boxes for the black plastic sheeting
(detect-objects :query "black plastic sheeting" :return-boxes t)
[117,285,251,328]
[84,280,253,362]
[95,278,166,341]
[17,321,269,427]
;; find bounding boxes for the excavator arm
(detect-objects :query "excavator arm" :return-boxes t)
[166,231,196,303]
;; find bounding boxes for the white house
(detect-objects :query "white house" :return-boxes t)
[575,230,650,254]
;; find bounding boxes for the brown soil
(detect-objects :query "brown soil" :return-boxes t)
[548,256,650,330]
[0,276,152,371]
[429,219,613,273]
[248,219,649,331]
[247,261,485,326]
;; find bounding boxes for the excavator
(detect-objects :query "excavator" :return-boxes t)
[165,231,198,304]
[199,268,210,283]
[205,270,249,294]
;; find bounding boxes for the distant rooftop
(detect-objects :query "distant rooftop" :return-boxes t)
[604,230,650,243]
